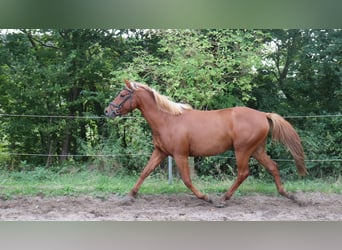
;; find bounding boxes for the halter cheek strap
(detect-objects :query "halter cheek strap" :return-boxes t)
[109,88,134,116]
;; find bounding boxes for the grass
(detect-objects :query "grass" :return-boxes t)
[0,169,341,199]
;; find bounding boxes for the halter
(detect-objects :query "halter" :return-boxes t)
[108,87,134,116]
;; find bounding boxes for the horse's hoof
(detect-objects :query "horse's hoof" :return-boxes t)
[212,197,226,208]
[205,194,213,204]
[214,200,226,208]
[117,195,135,206]
[296,200,307,207]
[288,193,307,206]
[293,197,307,207]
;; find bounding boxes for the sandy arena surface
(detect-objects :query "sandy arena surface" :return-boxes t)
[1,192,341,221]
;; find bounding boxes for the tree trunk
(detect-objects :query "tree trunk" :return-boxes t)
[59,128,71,163]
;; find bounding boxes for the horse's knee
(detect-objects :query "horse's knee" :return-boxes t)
[238,169,249,180]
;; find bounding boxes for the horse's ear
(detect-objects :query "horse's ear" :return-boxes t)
[124,79,131,89]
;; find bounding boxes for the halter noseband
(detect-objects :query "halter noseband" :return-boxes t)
[108,87,134,116]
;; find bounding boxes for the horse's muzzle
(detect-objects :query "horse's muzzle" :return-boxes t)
[104,107,117,118]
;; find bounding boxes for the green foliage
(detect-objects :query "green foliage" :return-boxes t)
[0,29,341,180]
[78,117,153,174]
[112,29,264,109]
[0,29,125,167]
[298,117,342,178]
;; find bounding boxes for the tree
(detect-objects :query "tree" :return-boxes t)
[0,29,128,167]
[250,29,342,178]
[0,29,340,178]
[250,29,342,114]
[111,29,266,109]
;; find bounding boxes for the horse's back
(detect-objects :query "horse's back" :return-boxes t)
[229,106,268,124]
[181,106,268,135]
[173,106,269,156]
[186,106,268,126]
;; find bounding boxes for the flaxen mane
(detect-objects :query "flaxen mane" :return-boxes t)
[129,81,192,115]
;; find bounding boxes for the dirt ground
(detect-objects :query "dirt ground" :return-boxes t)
[0,192,341,221]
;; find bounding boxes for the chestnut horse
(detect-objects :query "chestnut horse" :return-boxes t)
[105,79,307,207]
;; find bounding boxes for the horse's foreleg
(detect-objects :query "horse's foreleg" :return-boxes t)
[128,149,166,198]
[174,155,211,203]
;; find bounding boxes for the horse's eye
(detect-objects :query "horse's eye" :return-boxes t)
[120,94,125,98]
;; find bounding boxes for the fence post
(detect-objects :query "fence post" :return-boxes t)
[168,156,173,185]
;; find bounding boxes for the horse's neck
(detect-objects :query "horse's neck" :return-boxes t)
[137,93,169,132]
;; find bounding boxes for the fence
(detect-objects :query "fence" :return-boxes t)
[1,112,341,161]
[1,112,341,183]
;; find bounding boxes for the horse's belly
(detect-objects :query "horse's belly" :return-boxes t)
[189,134,233,156]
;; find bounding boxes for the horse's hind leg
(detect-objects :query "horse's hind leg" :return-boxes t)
[174,155,211,203]
[252,146,299,203]
[218,150,251,207]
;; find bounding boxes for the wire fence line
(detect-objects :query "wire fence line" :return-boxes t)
[1,113,342,120]
[0,112,341,163]
[0,113,105,119]
[0,152,151,157]
[0,152,341,163]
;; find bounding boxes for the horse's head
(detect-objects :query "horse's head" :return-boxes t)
[104,79,137,118]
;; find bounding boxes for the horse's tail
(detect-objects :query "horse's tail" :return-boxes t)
[266,113,307,176]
